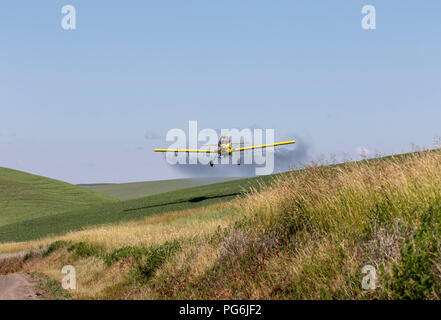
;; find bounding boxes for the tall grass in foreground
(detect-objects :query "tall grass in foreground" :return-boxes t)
[3,150,441,299]
[151,150,441,299]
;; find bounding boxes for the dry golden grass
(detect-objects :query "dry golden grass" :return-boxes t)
[224,150,441,299]
[150,150,441,299]
[242,151,441,232]
[0,202,237,254]
[3,150,441,299]
[0,201,242,299]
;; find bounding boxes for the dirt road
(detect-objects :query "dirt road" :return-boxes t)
[0,251,45,300]
[0,274,40,300]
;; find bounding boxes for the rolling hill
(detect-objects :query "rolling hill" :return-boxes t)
[80,177,239,200]
[3,150,441,300]
[0,152,425,244]
[0,167,118,228]
[0,170,276,243]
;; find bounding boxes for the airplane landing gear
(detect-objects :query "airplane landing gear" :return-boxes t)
[237,159,241,165]
[209,160,214,167]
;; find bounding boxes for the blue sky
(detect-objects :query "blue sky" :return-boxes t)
[1,1,440,183]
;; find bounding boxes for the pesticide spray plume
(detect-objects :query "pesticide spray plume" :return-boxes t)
[168,134,312,178]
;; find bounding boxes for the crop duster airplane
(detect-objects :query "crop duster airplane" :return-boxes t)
[154,134,296,167]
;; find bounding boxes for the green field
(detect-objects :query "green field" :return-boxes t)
[0,152,430,244]
[0,167,117,228]
[80,177,239,200]
[3,151,441,300]
[0,153,423,244]
[0,169,276,243]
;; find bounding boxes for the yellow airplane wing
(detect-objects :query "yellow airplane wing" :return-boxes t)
[154,148,215,153]
[232,139,295,152]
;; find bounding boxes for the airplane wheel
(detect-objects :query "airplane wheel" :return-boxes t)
[210,161,214,167]
[237,159,241,165]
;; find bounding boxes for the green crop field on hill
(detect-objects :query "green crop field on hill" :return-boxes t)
[0,170,276,243]
[3,150,441,300]
[0,167,118,228]
[80,177,239,200]
[0,152,425,244]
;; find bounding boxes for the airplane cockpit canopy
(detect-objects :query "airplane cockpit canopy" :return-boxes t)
[219,134,230,145]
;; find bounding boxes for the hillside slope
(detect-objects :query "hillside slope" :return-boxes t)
[0,173,276,243]
[81,178,239,200]
[3,150,441,300]
[0,167,118,227]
